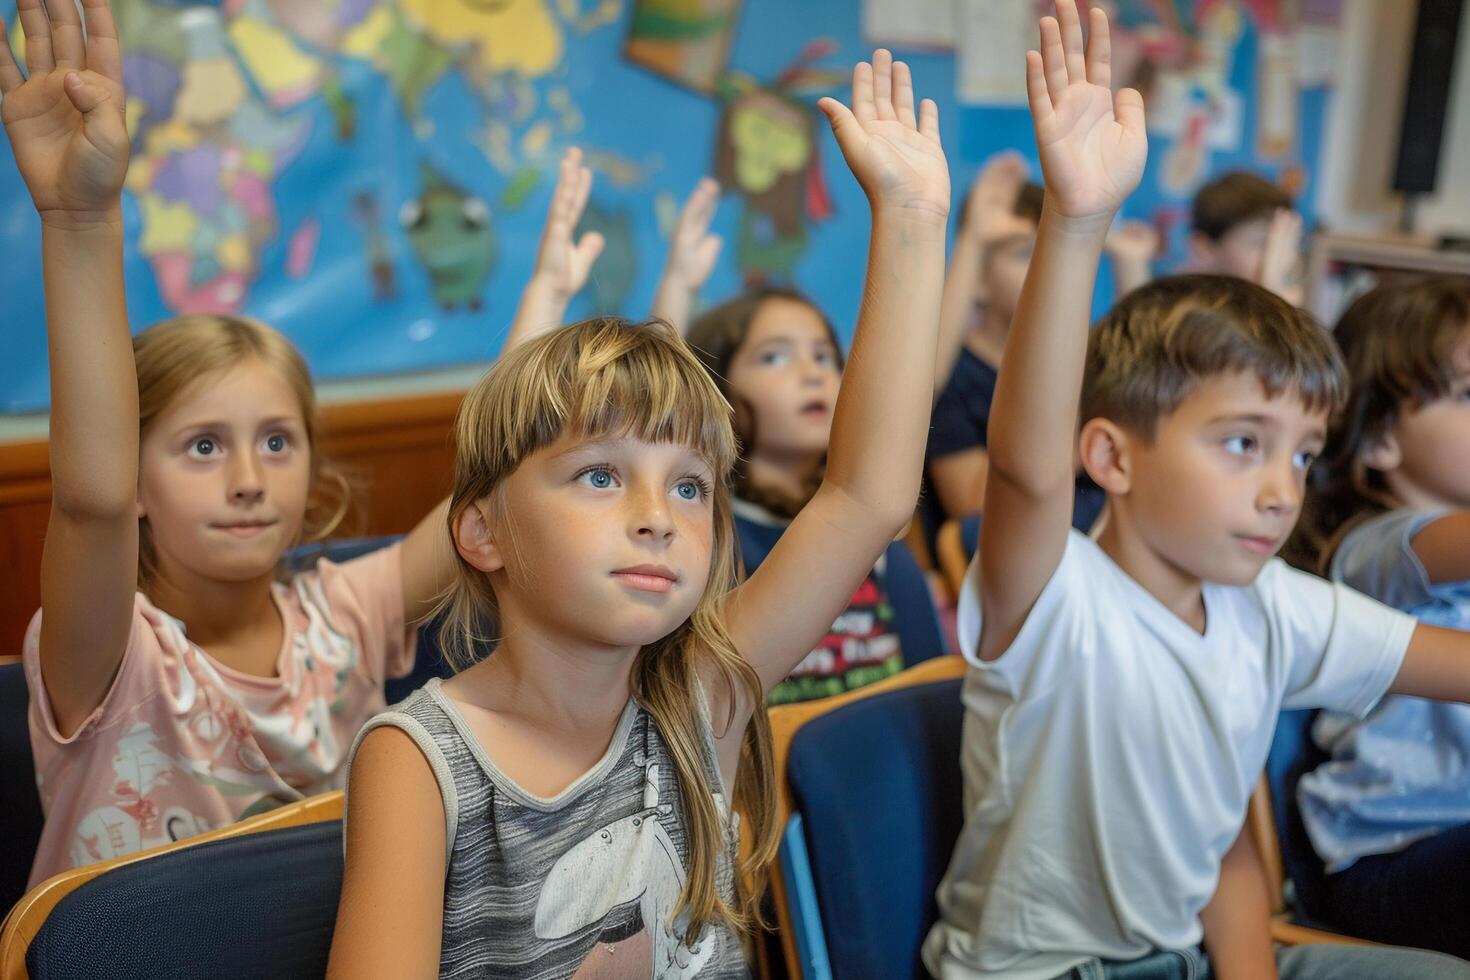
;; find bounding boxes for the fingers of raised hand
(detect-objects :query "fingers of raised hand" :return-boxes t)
[1037,17,1067,105]
[47,0,86,70]
[17,0,54,75]
[0,20,25,94]
[1055,0,1086,84]
[891,58,917,129]
[1084,6,1111,92]
[872,49,896,123]
[81,0,123,87]
[850,59,876,125]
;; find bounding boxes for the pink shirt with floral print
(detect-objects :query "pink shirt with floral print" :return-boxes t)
[23,545,416,888]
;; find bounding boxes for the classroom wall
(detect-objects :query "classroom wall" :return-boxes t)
[0,0,1336,416]
[1314,0,1470,238]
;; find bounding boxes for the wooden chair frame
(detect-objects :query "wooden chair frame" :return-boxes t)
[1245,776,1375,948]
[0,790,344,980]
[766,656,966,979]
[936,519,969,602]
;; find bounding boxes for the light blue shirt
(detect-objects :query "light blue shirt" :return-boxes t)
[1299,508,1470,872]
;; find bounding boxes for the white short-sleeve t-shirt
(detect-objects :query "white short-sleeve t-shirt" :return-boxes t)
[922,531,1414,980]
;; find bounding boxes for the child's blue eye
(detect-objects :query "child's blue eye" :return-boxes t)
[187,437,219,460]
[675,480,702,501]
[580,467,615,489]
[262,433,288,454]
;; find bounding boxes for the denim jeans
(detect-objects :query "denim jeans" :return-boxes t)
[1058,943,1470,979]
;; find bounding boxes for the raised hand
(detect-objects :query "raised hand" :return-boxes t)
[963,151,1029,244]
[0,0,130,225]
[818,49,950,221]
[1257,208,1304,305]
[1104,219,1158,264]
[1026,1,1146,223]
[528,146,605,301]
[661,177,722,295]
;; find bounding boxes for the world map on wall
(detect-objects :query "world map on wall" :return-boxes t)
[0,0,1336,414]
[19,0,591,317]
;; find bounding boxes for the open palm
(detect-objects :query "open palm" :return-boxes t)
[0,0,130,222]
[1026,1,1146,222]
[819,50,950,220]
[532,146,604,298]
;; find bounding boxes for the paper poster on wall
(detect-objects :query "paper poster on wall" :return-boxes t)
[956,0,1030,106]
[1256,32,1298,159]
[862,0,956,51]
[624,0,744,94]
[712,43,845,283]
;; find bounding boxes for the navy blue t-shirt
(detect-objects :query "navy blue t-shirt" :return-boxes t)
[926,346,1105,535]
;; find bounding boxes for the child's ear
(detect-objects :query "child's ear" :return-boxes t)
[452,501,505,573]
[1360,430,1403,474]
[1079,418,1131,495]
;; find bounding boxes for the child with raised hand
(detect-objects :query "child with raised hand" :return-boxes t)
[0,0,462,887]
[327,49,950,976]
[927,3,1470,978]
[925,151,1106,536]
[1189,170,1304,305]
[682,287,943,704]
[1288,277,1470,960]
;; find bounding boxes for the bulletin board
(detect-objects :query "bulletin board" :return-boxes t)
[0,0,1338,413]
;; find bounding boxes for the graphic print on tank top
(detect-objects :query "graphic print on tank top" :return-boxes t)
[536,754,719,978]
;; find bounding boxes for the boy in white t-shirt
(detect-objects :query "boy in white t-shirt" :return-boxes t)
[923,5,1470,979]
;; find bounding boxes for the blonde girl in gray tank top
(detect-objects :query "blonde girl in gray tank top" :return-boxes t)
[326,51,954,978]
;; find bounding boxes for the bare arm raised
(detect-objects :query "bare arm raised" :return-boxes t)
[2,0,140,736]
[719,50,949,700]
[977,0,1146,661]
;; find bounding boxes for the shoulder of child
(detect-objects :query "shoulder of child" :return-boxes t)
[961,528,1104,665]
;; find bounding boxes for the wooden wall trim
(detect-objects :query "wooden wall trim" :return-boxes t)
[0,389,465,656]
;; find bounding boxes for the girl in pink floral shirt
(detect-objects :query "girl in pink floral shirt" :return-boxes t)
[0,0,464,888]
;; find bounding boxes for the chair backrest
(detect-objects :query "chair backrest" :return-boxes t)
[883,536,945,667]
[1,792,343,980]
[26,821,343,980]
[0,663,43,922]
[1261,708,1332,919]
[769,656,967,980]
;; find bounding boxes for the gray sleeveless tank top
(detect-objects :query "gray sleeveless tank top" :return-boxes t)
[349,678,750,979]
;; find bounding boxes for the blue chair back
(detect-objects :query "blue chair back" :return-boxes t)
[1265,708,1332,922]
[0,662,44,917]
[785,677,965,980]
[26,821,343,979]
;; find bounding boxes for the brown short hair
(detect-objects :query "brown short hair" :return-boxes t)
[1082,274,1346,439]
[1192,171,1293,241]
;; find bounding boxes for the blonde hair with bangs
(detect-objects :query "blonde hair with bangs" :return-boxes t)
[133,314,351,589]
[437,316,778,942]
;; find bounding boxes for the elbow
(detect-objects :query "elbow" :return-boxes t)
[52,484,139,524]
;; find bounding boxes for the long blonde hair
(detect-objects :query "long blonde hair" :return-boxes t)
[437,316,778,940]
[133,314,351,589]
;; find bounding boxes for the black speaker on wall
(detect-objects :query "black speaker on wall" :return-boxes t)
[1394,0,1466,195]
